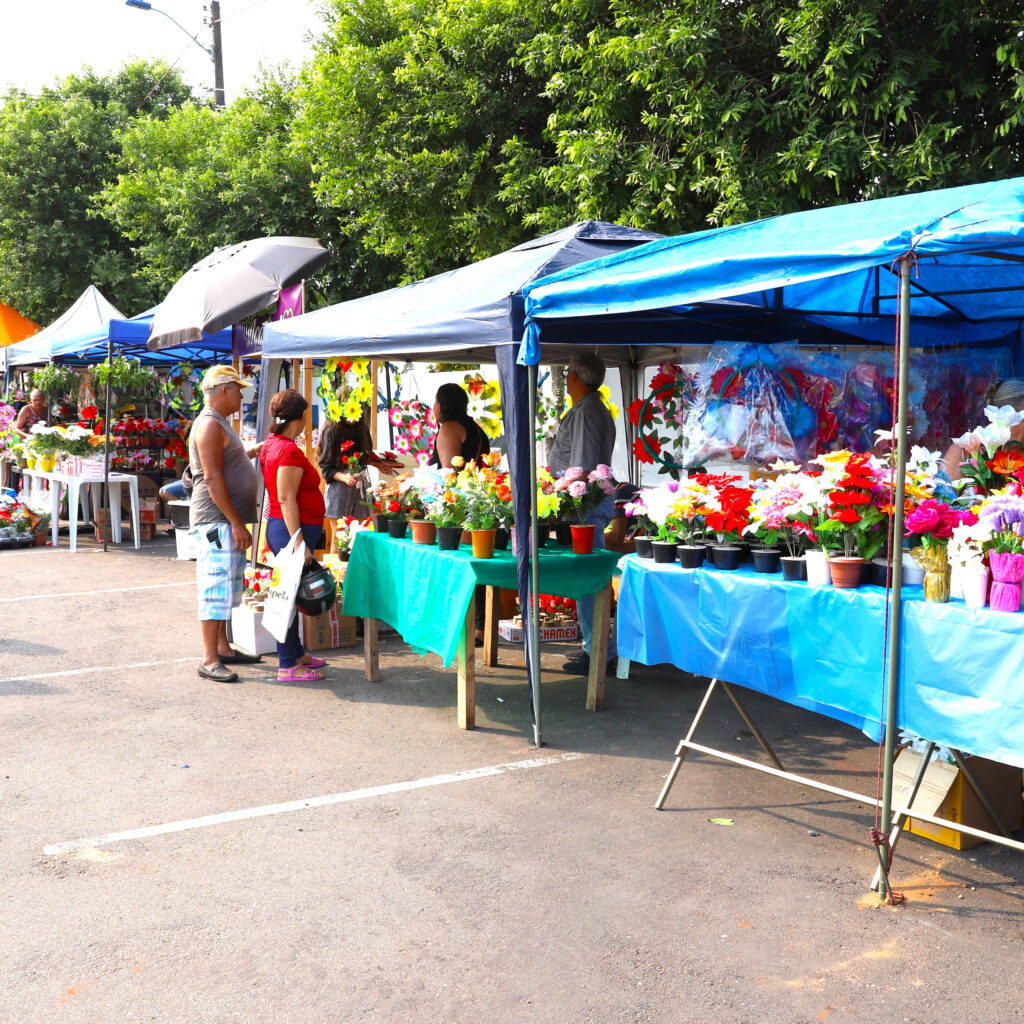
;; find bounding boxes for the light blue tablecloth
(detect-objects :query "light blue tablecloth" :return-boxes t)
[617,557,1024,767]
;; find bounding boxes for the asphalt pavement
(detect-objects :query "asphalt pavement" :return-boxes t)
[2,534,1023,1023]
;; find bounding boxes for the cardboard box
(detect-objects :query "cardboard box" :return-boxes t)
[498,619,579,643]
[230,604,278,656]
[95,509,156,542]
[119,471,161,517]
[138,500,159,525]
[894,749,1023,850]
[301,605,358,651]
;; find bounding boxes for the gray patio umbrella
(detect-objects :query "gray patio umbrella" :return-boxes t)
[147,236,331,351]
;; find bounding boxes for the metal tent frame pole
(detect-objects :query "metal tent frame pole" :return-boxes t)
[527,361,543,747]
[876,255,912,898]
[102,335,113,553]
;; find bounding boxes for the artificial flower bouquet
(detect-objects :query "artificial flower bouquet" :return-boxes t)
[553,464,616,525]
[811,452,887,560]
[335,515,370,558]
[951,403,1024,496]
[696,472,753,546]
[904,499,977,602]
[744,472,818,556]
[243,566,274,607]
[978,492,1024,611]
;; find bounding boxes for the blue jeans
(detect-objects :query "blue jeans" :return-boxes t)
[578,495,617,658]
[266,518,323,668]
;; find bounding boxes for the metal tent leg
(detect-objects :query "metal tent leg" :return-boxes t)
[655,678,721,810]
[720,681,784,770]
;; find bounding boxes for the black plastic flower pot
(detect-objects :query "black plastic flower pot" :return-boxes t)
[437,526,462,550]
[373,513,389,534]
[780,556,807,581]
[494,528,509,551]
[752,548,781,574]
[651,541,679,564]
[554,521,573,546]
[387,518,408,539]
[634,536,653,559]
[677,545,705,569]
[712,545,742,571]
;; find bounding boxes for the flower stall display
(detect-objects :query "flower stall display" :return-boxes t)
[951,403,1024,496]
[553,464,616,553]
[948,518,994,607]
[334,516,370,561]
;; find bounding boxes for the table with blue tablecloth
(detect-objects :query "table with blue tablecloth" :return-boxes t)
[342,531,620,728]
[617,556,1024,770]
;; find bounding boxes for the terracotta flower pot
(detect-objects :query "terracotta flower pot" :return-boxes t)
[409,519,436,545]
[752,548,781,574]
[387,518,408,539]
[571,524,596,554]
[712,545,742,571]
[780,556,807,581]
[633,536,653,559]
[460,529,472,546]
[677,544,705,569]
[471,528,497,558]
[437,526,462,551]
[829,556,865,589]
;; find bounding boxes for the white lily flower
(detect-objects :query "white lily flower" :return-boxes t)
[975,422,1012,458]
[984,404,1024,430]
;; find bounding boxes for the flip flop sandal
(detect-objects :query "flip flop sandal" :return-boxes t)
[277,666,324,682]
[303,656,327,668]
[197,662,240,683]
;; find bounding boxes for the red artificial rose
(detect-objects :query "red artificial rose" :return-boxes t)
[386,499,402,514]
[80,405,98,419]
[830,507,862,524]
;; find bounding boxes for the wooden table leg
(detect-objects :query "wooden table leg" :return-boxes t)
[483,586,500,668]
[457,597,476,729]
[586,581,612,711]
[363,617,379,682]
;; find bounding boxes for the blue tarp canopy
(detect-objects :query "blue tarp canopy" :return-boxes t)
[520,176,1024,362]
[262,221,662,363]
[6,307,232,368]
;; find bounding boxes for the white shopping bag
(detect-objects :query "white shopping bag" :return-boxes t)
[261,530,305,643]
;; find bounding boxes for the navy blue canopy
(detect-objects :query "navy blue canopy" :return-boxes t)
[262,221,661,362]
[520,176,1024,361]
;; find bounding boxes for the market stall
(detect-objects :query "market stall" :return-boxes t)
[262,222,663,742]
[518,176,1024,888]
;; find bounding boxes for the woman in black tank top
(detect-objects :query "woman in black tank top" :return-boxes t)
[429,383,491,469]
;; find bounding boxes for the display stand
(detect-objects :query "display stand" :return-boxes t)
[345,532,619,730]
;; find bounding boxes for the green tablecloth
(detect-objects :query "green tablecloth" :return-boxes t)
[341,531,620,666]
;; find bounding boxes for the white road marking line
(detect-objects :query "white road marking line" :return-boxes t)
[0,658,196,684]
[43,753,585,856]
[0,581,195,603]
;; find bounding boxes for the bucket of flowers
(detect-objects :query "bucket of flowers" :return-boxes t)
[623,492,655,558]
[977,492,1024,612]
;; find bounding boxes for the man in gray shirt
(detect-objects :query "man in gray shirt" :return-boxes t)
[549,351,617,675]
[189,365,263,683]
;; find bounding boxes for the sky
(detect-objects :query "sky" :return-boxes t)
[1,0,329,104]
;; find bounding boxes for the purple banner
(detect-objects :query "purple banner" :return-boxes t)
[231,283,305,358]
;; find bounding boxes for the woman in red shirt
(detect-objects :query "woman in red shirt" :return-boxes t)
[260,389,328,681]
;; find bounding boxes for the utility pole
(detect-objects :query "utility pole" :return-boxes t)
[210,1,225,108]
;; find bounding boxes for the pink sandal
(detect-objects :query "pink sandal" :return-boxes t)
[277,666,324,682]
[303,656,328,669]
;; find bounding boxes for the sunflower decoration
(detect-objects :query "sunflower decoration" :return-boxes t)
[463,372,503,438]
[318,357,376,423]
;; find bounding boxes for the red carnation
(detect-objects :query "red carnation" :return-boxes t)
[386,499,402,514]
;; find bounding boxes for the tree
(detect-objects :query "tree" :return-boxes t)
[500,0,1024,232]
[293,0,556,282]
[100,70,394,304]
[0,61,196,323]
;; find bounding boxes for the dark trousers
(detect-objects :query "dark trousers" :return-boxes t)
[266,517,323,668]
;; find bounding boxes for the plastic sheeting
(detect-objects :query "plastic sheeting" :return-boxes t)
[617,557,1024,768]
[342,532,620,667]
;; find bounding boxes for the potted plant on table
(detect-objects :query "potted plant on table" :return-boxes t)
[698,473,753,571]
[426,485,469,550]
[623,493,655,558]
[811,452,887,588]
[744,472,817,578]
[553,464,616,554]
[335,515,369,562]
[948,517,993,608]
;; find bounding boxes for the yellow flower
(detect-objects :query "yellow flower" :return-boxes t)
[341,397,363,422]
[325,398,344,422]
[350,358,370,376]
[325,358,339,373]
[352,378,374,403]
[538,492,561,519]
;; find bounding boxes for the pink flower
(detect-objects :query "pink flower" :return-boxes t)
[389,409,404,426]
[554,477,570,491]
[564,466,585,481]
[568,480,587,499]
[408,420,424,440]
[589,464,613,481]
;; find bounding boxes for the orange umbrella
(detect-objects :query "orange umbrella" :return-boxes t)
[0,303,39,347]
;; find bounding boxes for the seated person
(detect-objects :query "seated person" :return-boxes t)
[603,480,641,553]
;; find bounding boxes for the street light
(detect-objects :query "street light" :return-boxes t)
[124,0,225,108]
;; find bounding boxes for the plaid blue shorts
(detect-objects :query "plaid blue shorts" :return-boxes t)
[192,523,246,621]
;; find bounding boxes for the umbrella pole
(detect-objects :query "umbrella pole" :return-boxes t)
[102,335,113,554]
[527,362,543,747]
[877,254,912,897]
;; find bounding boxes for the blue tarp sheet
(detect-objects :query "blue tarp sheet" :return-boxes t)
[520,177,1024,362]
[617,558,1024,768]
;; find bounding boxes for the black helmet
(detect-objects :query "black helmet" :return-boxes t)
[296,561,337,616]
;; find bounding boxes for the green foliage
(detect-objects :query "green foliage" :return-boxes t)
[0,61,197,322]
[502,0,1024,231]
[91,357,158,401]
[31,365,79,399]
[294,0,555,281]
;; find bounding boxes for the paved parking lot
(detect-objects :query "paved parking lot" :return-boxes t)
[3,536,1024,1023]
